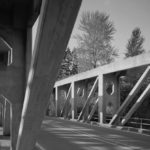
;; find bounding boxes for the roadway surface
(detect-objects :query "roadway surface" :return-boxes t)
[35,117,150,150]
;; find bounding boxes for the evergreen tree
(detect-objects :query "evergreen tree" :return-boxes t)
[125,27,145,58]
[57,48,78,80]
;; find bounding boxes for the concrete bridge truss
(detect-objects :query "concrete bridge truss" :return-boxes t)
[53,53,150,126]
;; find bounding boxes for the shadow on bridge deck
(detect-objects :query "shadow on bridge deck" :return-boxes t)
[35,117,150,150]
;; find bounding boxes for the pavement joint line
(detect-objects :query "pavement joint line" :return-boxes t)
[45,118,139,149]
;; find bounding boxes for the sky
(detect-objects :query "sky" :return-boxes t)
[68,0,150,58]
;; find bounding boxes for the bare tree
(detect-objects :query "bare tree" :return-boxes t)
[75,11,118,72]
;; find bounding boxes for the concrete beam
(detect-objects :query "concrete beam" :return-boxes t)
[16,0,81,150]
[71,82,75,119]
[55,53,150,87]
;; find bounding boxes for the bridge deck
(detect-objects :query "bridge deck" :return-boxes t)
[35,117,150,150]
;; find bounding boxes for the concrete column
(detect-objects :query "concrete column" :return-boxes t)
[98,75,104,124]
[71,82,76,119]
[0,96,5,127]
[11,103,23,150]
[3,99,11,136]
[55,86,58,117]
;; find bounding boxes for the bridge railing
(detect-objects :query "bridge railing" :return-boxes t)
[126,117,150,130]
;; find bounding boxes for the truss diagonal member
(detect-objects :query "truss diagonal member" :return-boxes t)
[109,66,150,125]
[121,83,150,125]
[78,77,98,121]
[64,83,83,119]
[87,98,98,121]
[60,85,72,117]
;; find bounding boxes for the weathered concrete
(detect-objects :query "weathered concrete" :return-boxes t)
[16,0,81,150]
[0,1,42,149]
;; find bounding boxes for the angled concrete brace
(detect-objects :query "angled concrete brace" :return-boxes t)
[121,83,150,125]
[60,84,72,117]
[16,0,82,150]
[63,82,77,119]
[78,77,98,121]
[109,66,150,125]
[87,98,98,121]
[81,81,88,120]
